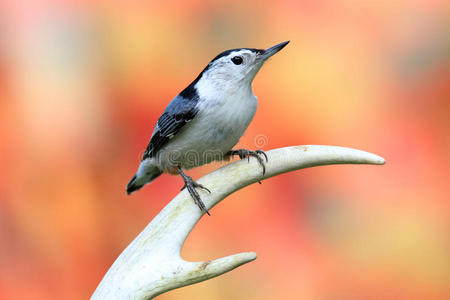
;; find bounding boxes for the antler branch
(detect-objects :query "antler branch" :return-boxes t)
[92,145,385,299]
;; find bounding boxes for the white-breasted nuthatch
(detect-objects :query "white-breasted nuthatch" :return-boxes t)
[127,41,289,215]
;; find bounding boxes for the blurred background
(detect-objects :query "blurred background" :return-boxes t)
[1,0,449,299]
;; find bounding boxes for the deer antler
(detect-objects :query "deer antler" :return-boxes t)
[92,145,385,299]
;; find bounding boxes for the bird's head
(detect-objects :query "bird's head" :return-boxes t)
[192,41,289,97]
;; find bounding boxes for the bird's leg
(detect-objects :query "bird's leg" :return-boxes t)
[226,149,268,175]
[178,167,211,216]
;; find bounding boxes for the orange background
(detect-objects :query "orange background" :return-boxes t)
[1,1,449,299]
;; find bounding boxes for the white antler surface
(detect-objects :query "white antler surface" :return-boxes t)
[92,145,385,299]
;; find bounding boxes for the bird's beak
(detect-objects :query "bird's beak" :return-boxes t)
[257,41,289,61]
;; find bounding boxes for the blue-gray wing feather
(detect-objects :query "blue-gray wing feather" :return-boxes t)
[143,95,199,160]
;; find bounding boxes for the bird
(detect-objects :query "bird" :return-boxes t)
[127,41,289,215]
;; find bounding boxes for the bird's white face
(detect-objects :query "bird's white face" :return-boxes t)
[195,41,289,97]
[203,49,265,88]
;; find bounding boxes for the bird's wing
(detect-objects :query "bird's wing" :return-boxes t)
[143,95,199,160]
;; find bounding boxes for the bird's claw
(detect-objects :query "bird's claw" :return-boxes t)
[228,149,268,175]
[255,149,269,162]
[178,168,211,216]
[181,182,211,194]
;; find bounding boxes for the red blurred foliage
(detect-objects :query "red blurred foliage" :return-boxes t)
[0,1,449,299]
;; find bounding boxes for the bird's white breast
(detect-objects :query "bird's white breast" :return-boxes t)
[197,86,257,149]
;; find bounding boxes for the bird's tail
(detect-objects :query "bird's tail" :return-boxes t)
[126,161,162,194]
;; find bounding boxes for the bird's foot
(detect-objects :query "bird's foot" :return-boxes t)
[178,167,211,216]
[227,149,268,175]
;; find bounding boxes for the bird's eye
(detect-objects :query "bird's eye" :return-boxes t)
[231,56,243,65]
